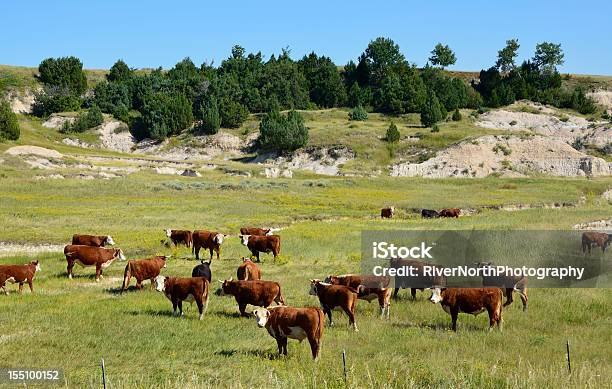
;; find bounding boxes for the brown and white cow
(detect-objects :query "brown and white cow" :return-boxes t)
[122,256,167,292]
[430,287,503,332]
[239,234,281,262]
[165,229,193,248]
[309,280,359,331]
[237,257,261,281]
[253,306,324,360]
[154,276,209,320]
[389,258,447,300]
[439,208,461,218]
[381,207,395,219]
[219,278,285,316]
[192,230,226,261]
[582,231,612,254]
[72,234,115,247]
[0,261,41,294]
[240,227,273,236]
[475,262,528,311]
[324,274,391,319]
[64,244,126,281]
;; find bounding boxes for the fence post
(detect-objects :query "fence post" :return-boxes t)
[342,350,347,388]
[566,340,571,374]
[101,358,107,389]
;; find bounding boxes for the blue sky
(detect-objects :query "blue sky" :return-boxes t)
[1,0,610,74]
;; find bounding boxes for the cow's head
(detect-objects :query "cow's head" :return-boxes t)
[30,260,41,272]
[105,235,116,245]
[158,256,168,268]
[219,277,234,296]
[253,307,270,328]
[475,261,493,268]
[115,249,126,261]
[239,235,250,246]
[164,229,172,238]
[324,275,339,285]
[154,275,167,292]
[429,287,446,304]
[309,279,321,295]
[390,206,395,214]
[213,233,225,245]
[241,256,250,263]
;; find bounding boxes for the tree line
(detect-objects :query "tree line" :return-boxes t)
[24,37,597,150]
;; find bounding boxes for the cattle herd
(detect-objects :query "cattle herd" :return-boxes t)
[0,223,610,361]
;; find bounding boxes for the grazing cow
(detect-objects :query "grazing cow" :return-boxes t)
[324,274,391,319]
[439,208,461,218]
[582,231,612,254]
[421,209,440,218]
[240,227,273,236]
[381,207,395,219]
[239,235,281,262]
[191,260,212,283]
[64,245,126,281]
[253,306,324,360]
[0,261,41,294]
[475,262,528,311]
[192,230,226,261]
[430,287,503,332]
[237,257,261,281]
[72,234,115,247]
[219,278,285,316]
[389,258,447,300]
[309,280,359,331]
[122,256,167,292]
[154,276,209,320]
[165,229,193,248]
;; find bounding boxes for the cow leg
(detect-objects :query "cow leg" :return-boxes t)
[18,282,23,294]
[172,300,179,316]
[122,273,132,292]
[275,337,284,356]
[280,337,288,356]
[503,288,514,307]
[378,293,389,319]
[178,301,184,317]
[393,287,400,300]
[203,292,209,314]
[215,248,220,261]
[27,279,34,293]
[196,297,204,320]
[450,307,459,331]
[67,260,75,279]
[209,248,214,262]
[343,304,358,331]
[411,288,417,300]
[324,307,333,326]
[518,288,528,312]
[238,303,248,317]
[308,335,320,360]
[135,279,142,290]
[194,246,200,261]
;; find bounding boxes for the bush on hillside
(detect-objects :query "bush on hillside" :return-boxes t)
[348,105,368,121]
[259,109,308,152]
[137,92,193,140]
[219,99,248,128]
[38,56,87,94]
[421,90,443,127]
[197,96,221,134]
[60,105,104,133]
[452,108,462,121]
[32,86,82,117]
[386,122,400,143]
[0,101,20,140]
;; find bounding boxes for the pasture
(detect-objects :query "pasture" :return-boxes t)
[0,168,611,388]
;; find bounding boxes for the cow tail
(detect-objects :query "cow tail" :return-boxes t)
[122,261,132,290]
[316,308,324,342]
[277,284,286,305]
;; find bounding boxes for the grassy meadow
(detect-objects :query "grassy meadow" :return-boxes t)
[1,163,611,388]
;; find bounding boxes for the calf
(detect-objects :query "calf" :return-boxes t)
[240,227,273,236]
[253,306,324,360]
[0,261,41,294]
[439,208,461,218]
[165,229,193,248]
[389,258,447,300]
[64,245,126,281]
[381,207,395,219]
[122,256,167,292]
[72,234,115,247]
[240,234,281,262]
[237,257,261,280]
[192,230,226,261]
[582,231,612,254]
[191,260,212,283]
[324,274,391,319]
[421,209,440,218]
[154,276,209,320]
[475,262,528,311]
[219,278,285,316]
[309,280,359,331]
[430,287,503,331]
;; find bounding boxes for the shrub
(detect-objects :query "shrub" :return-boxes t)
[420,90,443,127]
[348,105,368,121]
[92,81,131,114]
[38,56,87,94]
[198,96,221,134]
[259,109,308,152]
[112,104,130,123]
[385,122,400,143]
[452,108,462,121]
[0,101,20,140]
[571,88,597,114]
[559,115,569,122]
[219,100,248,128]
[32,86,82,117]
[60,105,104,133]
[492,143,512,156]
[138,92,193,140]
[571,137,585,150]
[431,124,440,133]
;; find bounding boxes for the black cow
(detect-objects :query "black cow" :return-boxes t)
[191,260,212,283]
[421,209,440,218]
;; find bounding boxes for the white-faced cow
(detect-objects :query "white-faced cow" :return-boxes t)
[324,274,391,320]
[64,245,126,281]
[430,287,503,332]
[72,234,115,247]
[122,256,167,292]
[219,278,285,316]
[239,234,281,262]
[309,280,359,331]
[192,230,226,261]
[165,229,193,248]
[475,261,528,311]
[0,260,41,294]
[154,276,210,320]
[253,306,324,360]
[381,207,395,219]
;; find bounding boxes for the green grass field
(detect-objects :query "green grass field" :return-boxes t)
[1,160,611,387]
